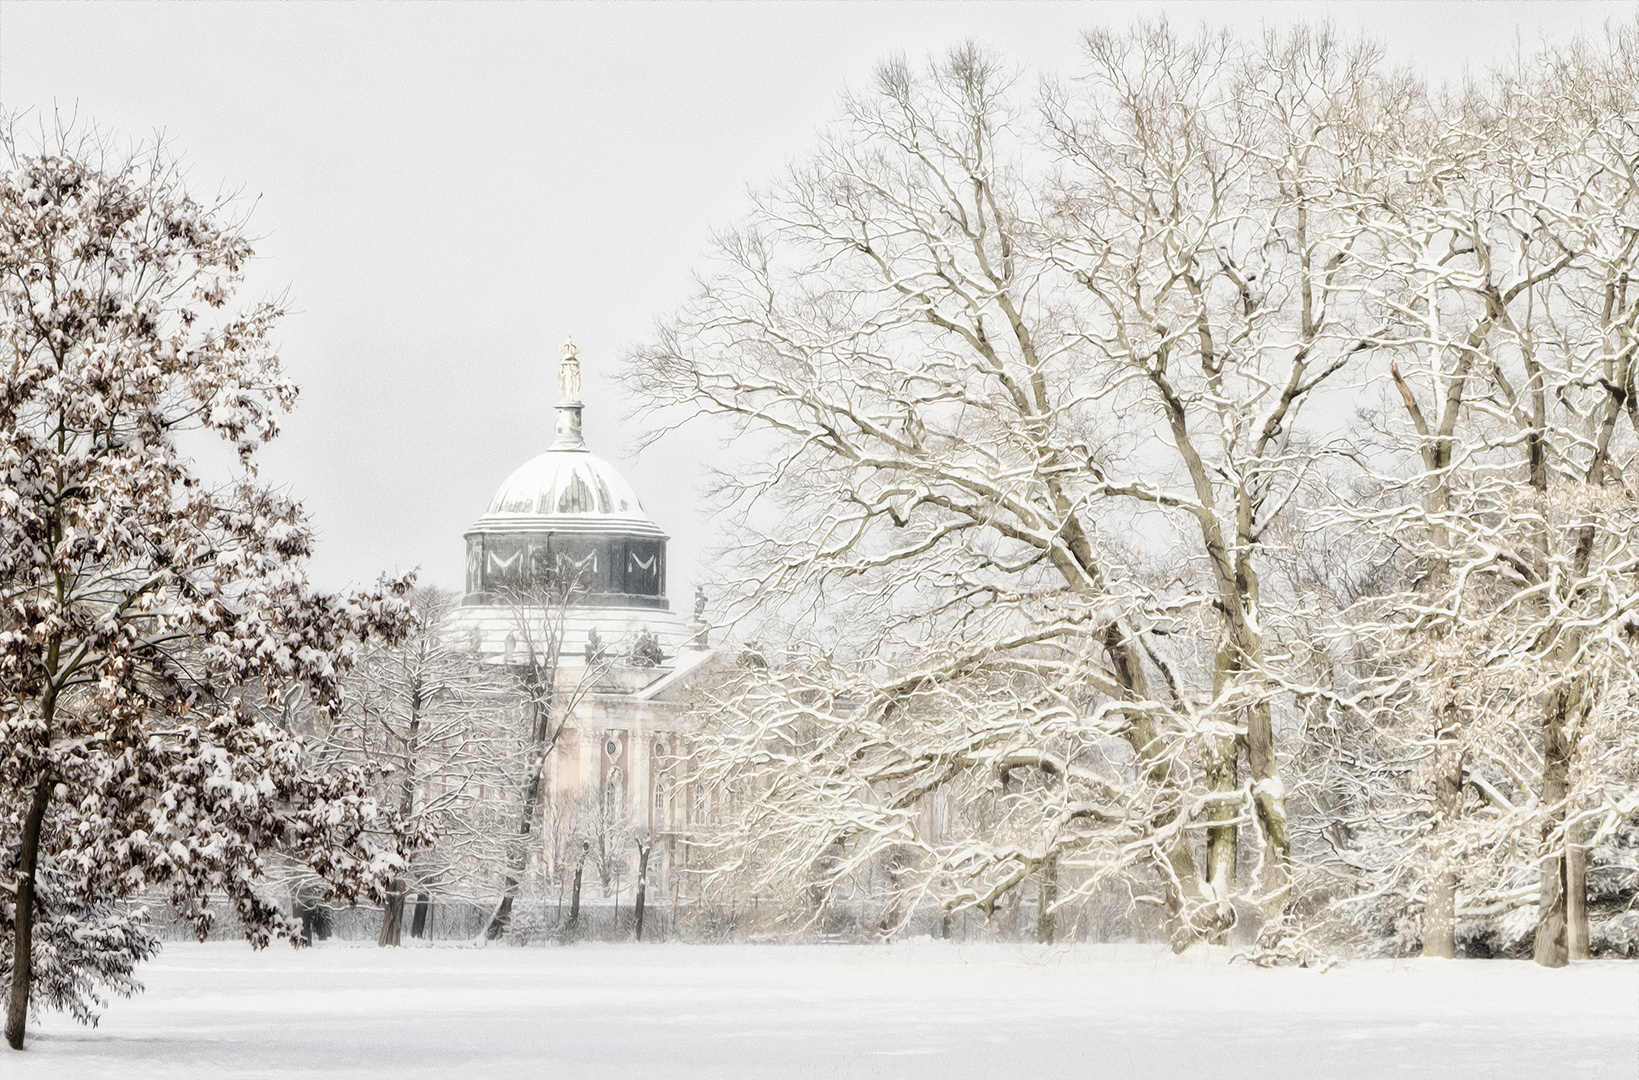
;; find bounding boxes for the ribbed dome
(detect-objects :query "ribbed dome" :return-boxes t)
[476,447,660,534]
[463,341,670,612]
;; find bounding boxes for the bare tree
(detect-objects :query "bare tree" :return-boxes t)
[480,583,607,940]
[630,21,1639,963]
[313,588,513,946]
[628,26,1400,952]
[1322,25,1639,964]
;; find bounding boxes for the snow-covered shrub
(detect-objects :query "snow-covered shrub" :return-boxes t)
[0,864,158,1025]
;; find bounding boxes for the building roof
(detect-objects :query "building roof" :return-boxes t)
[472,446,662,537]
[466,339,664,539]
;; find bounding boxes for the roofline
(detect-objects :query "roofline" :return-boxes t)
[465,518,669,538]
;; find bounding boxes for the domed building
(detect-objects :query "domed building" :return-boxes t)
[455,340,698,663]
[450,341,717,922]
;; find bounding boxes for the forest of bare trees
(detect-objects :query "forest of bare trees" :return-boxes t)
[621,20,1639,966]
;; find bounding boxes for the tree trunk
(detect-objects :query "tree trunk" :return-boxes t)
[1393,365,1469,961]
[1422,872,1457,960]
[1157,827,1210,953]
[386,687,421,950]
[1035,857,1058,944]
[483,686,556,941]
[1534,688,1572,968]
[1534,857,1569,969]
[1423,708,1462,959]
[1422,874,1458,959]
[378,880,406,947]
[1204,737,1238,937]
[1107,624,1213,952]
[1242,698,1290,917]
[296,898,333,943]
[568,860,584,930]
[1566,820,1589,961]
[409,892,431,940]
[6,770,53,1051]
[634,840,652,941]
[485,894,514,942]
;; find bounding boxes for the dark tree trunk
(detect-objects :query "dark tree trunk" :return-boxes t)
[486,894,514,942]
[634,839,652,941]
[378,880,406,947]
[7,771,52,1050]
[410,892,431,940]
[297,901,333,943]
[568,860,584,931]
[1036,857,1058,944]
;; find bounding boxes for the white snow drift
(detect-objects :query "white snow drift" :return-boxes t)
[9,941,1636,1079]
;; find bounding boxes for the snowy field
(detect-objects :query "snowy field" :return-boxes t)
[7,941,1636,1079]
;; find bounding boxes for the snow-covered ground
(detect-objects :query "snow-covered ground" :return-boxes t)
[8,940,1636,1078]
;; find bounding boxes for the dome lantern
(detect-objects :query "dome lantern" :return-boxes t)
[552,337,585,450]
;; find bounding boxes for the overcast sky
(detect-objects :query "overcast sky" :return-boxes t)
[1,1,1633,604]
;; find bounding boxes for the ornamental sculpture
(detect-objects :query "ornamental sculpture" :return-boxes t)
[558,337,582,402]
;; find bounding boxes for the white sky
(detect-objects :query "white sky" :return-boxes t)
[1,1,1633,603]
